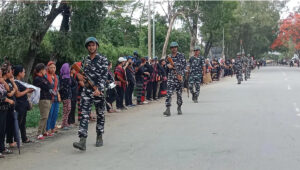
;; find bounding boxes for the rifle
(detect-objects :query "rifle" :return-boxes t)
[71,63,114,110]
[166,56,183,82]
[71,63,98,92]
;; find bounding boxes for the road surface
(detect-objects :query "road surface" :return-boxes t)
[2,66,300,170]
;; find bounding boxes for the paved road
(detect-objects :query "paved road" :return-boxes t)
[2,66,300,170]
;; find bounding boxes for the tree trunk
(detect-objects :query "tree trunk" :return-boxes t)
[189,16,198,57]
[23,3,66,81]
[161,13,179,59]
[204,39,213,58]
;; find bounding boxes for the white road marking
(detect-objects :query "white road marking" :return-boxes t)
[294,103,300,115]
[283,72,287,76]
[288,85,291,90]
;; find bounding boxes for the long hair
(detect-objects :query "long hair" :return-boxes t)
[1,61,11,77]
[33,63,46,79]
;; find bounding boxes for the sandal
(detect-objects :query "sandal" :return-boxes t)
[3,148,13,154]
[9,142,16,148]
[23,139,32,144]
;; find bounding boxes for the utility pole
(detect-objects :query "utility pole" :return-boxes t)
[222,27,225,60]
[153,7,155,59]
[148,0,152,59]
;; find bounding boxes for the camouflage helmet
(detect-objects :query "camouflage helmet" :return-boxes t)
[237,52,241,56]
[170,42,179,48]
[85,37,99,48]
[247,54,250,57]
[194,45,201,51]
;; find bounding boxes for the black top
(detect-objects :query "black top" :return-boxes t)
[70,76,78,100]
[15,80,30,110]
[126,66,135,84]
[135,66,144,82]
[76,76,83,97]
[33,76,52,100]
[59,78,72,100]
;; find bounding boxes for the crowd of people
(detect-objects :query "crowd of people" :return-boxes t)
[0,38,259,157]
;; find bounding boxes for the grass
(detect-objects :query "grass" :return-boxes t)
[26,104,64,128]
[26,102,95,128]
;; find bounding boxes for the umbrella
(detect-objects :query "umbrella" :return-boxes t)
[13,110,21,154]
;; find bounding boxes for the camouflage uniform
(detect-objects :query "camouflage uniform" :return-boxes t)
[234,56,243,84]
[188,55,205,101]
[247,56,252,79]
[165,52,187,107]
[242,56,249,80]
[78,53,108,138]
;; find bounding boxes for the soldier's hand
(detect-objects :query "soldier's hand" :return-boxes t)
[177,75,183,81]
[77,73,84,81]
[167,64,173,69]
[93,89,101,96]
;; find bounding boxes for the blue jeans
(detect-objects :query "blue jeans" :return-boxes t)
[47,102,59,131]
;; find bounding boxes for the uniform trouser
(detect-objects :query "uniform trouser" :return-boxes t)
[6,107,15,144]
[38,100,51,135]
[125,82,134,106]
[152,81,158,100]
[62,99,71,128]
[165,80,183,107]
[68,98,77,125]
[77,95,82,122]
[146,81,153,100]
[16,104,28,142]
[236,70,243,81]
[116,86,125,109]
[0,109,7,152]
[189,78,201,99]
[46,101,59,131]
[136,81,143,103]
[78,88,105,138]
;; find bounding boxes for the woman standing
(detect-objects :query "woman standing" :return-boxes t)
[3,63,18,148]
[46,61,60,135]
[59,63,72,130]
[33,63,53,140]
[0,67,14,158]
[106,61,117,113]
[68,67,78,126]
[14,65,33,143]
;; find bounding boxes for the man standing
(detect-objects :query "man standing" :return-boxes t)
[187,46,206,103]
[234,52,243,84]
[163,42,187,116]
[73,37,108,151]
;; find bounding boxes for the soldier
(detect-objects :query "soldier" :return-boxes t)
[241,52,248,81]
[73,37,108,151]
[234,52,243,84]
[163,42,187,116]
[247,54,252,79]
[187,46,206,103]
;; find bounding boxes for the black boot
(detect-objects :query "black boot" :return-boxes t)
[177,106,182,115]
[163,107,171,117]
[73,137,86,151]
[96,133,103,147]
[194,96,198,103]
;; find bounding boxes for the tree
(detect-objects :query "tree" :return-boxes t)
[271,12,300,58]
